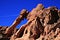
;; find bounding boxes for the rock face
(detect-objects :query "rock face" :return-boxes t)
[0,26,18,40]
[0,4,60,40]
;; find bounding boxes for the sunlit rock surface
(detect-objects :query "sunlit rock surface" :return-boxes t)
[0,4,60,40]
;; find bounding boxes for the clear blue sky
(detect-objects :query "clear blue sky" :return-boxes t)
[0,0,60,28]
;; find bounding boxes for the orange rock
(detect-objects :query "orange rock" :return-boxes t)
[0,4,60,40]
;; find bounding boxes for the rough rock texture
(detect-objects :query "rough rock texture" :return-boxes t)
[0,26,18,40]
[0,4,60,40]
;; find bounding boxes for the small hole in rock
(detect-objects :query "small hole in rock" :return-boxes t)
[30,31,33,35]
[25,30,27,34]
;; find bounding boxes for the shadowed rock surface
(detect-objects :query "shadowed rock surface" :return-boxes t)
[0,4,60,40]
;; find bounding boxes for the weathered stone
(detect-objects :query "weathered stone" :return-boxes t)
[0,4,60,40]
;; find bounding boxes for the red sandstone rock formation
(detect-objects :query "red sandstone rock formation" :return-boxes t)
[0,4,60,40]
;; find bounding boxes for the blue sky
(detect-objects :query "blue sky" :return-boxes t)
[0,0,60,28]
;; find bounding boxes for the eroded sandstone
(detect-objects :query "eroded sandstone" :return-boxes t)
[0,4,60,40]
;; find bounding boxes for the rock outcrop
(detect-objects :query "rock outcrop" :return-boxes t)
[0,26,18,40]
[0,4,60,40]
